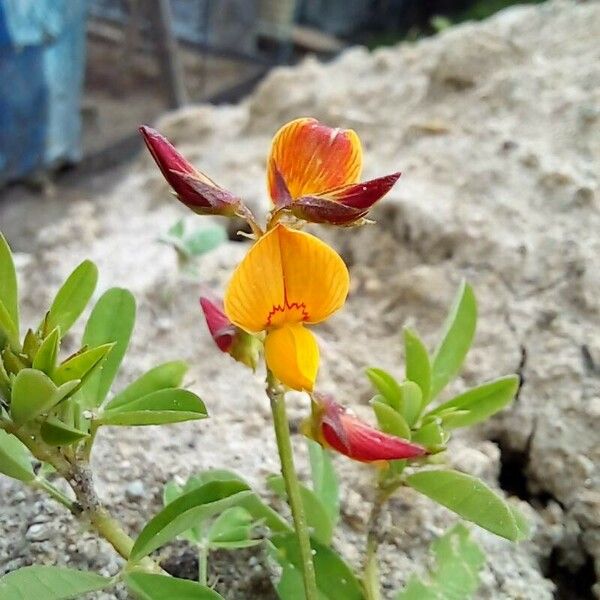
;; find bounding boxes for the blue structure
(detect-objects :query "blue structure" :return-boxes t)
[0,0,87,185]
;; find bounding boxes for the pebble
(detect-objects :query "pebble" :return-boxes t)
[125,480,146,501]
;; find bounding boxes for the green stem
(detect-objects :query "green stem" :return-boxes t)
[198,543,208,586]
[267,371,318,600]
[33,477,80,513]
[363,491,388,600]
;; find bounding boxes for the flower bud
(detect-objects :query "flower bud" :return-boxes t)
[200,297,260,370]
[308,394,427,463]
[291,172,401,226]
[139,125,240,216]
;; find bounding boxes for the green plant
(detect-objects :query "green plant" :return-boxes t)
[0,117,529,599]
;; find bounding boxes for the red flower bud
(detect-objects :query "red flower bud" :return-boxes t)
[200,296,260,370]
[311,394,427,463]
[139,125,240,216]
[290,173,401,226]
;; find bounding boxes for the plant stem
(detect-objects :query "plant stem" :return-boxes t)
[33,477,80,514]
[198,543,208,586]
[8,424,159,572]
[363,492,388,600]
[266,370,318,600]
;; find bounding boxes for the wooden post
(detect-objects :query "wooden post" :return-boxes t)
[146,0,188,109]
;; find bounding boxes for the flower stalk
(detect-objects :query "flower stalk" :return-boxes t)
[266,370,318,599]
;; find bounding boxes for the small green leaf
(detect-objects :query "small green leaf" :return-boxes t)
[429,376,519,429]
[372,399,411,439]
[411,419,447,449]
[366,367,402,411]
[207,506,257,547]
[0,233,19,335]
[398,381,422,426]
[0,298,19,350]
[168,219,186,238]
[22,329,41,362]
[0,429,35,482]
[404,328,432,405]
[163,480,184,506]
[431,282,477,398]
[184,225,227,256]
[32,327,61,375]
[308,439,340,528]
[0,355,11,400]
[40,417,90,446]
[99,388,207,426]
[105,360,188,410]
[43,260,98,336]
[125,573,225,600]
[395,524,485,600]
[78,288,136,409]
[406,469,530,541]
[0,566,111,599]
[269,533,364,600]
[267,474,333,546]
[53,343,114,386]
[11,368,58,425]
[130,480,252,562]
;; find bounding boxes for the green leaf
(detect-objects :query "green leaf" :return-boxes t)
[0,298,19,350]
[411,419,447,450]
[431,282,477,398]
[0,355,12,400]
[168,219,186,239]
[130,480,252,562]
[269,533,364,600]
[105,361,188,410]
[40,417,90,446]
[184,225,227,256]
[22,329,41,362]
[267,474,333,546]
[396,523,485,600]
[78,288,136,408]
[11,368,58,425]
[207,506,258,548]
[99,388,207,426]
[53,343,114,386]
[307,439,340,528]
[398,381,422,426]
[404,328,432,405]
[0,233,19,335]
[428,376,519,429]
[43,260,98,336]
[366,367,402,411]
[125,573,225,600]
[0,429,35,482]
[0,566,111,599]
[406,469,530,541]
[371,399,411,439]
[179,469,291,534]
[32,327,61,375]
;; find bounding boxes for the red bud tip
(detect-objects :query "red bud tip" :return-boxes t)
[200,297,235,353]
[291,172,401,226]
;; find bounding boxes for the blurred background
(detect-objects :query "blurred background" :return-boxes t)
[0,0,543,188]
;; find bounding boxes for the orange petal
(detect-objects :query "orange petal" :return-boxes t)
[264,324,319,391]
[267,118,362,204]
[224,225,349,332]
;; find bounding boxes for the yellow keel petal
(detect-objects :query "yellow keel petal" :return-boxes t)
[265,324,319,391]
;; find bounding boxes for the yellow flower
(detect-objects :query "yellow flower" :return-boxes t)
[224,224,349,391]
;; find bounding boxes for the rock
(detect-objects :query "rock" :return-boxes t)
[125,480,145,501]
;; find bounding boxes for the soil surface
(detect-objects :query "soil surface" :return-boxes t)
[0,1,598,598]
